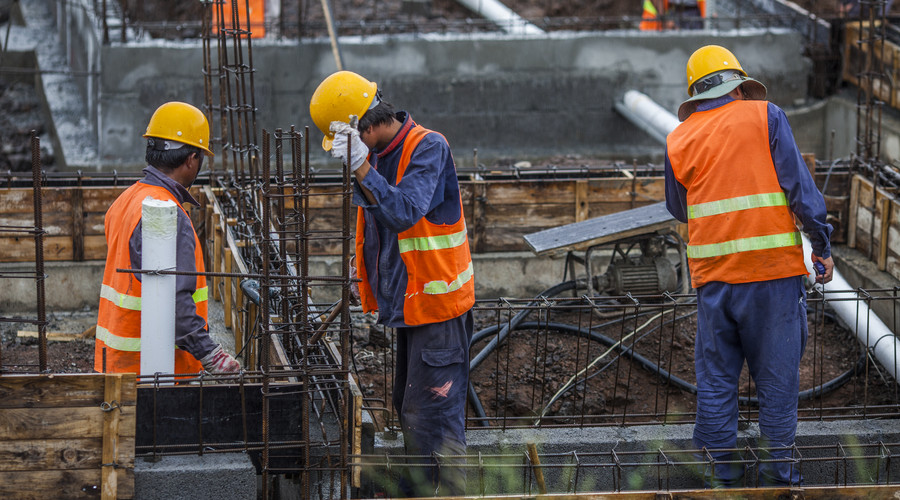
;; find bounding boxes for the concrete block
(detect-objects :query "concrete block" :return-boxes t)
[134,453,257,500]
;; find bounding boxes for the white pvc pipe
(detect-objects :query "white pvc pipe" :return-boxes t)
[622,90,681,143]
[140,197,178,378]
[455,0,544,35]
[621,89,900,384]
[802,235,900,382]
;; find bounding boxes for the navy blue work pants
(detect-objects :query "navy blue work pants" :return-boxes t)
[694,276,807,487]
[393,309,473,497]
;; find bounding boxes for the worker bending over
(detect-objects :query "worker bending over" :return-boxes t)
[664,45,833,487]
[95,102,240,376]
[311,71,475,496]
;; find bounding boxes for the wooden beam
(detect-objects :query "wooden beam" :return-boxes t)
[101,374,124,500]
[849,174,861,249]
[575,179,589,222]
[879,193,891,271]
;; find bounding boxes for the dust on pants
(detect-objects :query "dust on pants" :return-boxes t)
[393,309,473,496]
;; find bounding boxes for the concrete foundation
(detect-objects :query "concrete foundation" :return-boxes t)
[370,419,900,494]
[133,453,257,500]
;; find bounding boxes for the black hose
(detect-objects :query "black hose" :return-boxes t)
[468,319,866,424]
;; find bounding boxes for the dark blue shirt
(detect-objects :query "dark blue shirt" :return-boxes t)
[128,166,216,359]
[664,96,833,259]
[354,112,463,327]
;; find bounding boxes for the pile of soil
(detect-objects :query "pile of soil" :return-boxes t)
[122,0,900,40]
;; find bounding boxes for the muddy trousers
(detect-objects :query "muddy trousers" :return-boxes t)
[694,276,808,487]
[393,310,474,497]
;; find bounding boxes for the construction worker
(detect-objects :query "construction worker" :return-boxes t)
[664,45,834,487]
[641,0,705,30]
[310,71,475,496]
[95,102,240,376]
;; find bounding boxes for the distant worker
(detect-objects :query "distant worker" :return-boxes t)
[641,0,705,30]
[310,71,475,497]
[664,45,833,487]
[95,102,240,376]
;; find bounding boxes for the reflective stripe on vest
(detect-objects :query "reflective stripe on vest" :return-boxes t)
[398,226,468,254]
[423,261,475,295]
[688,192,788,220]
[100,283,141,310]
[643,0,658,15]
[96,325,141,352]
[686,231,801,259]
[101,283,208,309]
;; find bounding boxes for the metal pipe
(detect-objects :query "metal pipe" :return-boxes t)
[454,0,544,35]
[619,89,900,385]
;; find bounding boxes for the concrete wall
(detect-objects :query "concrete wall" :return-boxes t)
[86,29,811,171]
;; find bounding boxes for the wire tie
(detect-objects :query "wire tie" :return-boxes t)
[100,400,120,412]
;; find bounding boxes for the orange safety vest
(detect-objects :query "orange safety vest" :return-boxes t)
[641,0,705,30]
[94,182,207,374]
[355,125,475,326]
[666,100,807,288]
[640,0,667,30]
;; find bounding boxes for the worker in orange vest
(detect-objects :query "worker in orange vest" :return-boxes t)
[311,71,475,497]
[641,0,706,30]
[665,45,833,487]
[95,102,240,376]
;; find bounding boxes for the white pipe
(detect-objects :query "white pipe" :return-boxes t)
[621,90,681,143]
[455,0,544,35]
[621,89,900,384]
[802,235,900,382]
[140,197,178,378]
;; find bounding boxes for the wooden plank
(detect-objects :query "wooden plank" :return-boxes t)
[524,202,678,257]
[0,436,135,471]
[879,194,891,271]
[224,247,233,329]
[213,212,222,302]
[471,181,486,254]
[101,375,123,500]
[0,374,136,409]
[0,469,133,500]
[17,331,84,342]
[575,179,589,222]
[0,407,106,440]
[849,175,860,249]
[72,187,85,261]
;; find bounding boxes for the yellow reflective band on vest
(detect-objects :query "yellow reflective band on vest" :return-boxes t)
[398,226,468,253]
[422,261,475,295]
[687,231,801,259]
[100,284,142,310]
[688,192,789,220]
[193,286,208,303]
[95,325,142,352]
[643,0,658,15]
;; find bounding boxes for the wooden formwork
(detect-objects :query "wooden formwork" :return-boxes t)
[849,174,900,278]
[0,373,136,500]
[843,21,900,111]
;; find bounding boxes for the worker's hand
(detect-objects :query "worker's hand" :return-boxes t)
[329,121,368,173]
[812,254,834,285]
[199,345,241,373]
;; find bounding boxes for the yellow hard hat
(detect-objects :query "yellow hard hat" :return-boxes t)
[309,71,378,151]
[678,45,767,121]
[143,101,213,156]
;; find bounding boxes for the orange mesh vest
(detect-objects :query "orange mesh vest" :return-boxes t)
[640,0,668,30]
[666,99,807,288]
[95,182,207,374]
[355,125,475,326]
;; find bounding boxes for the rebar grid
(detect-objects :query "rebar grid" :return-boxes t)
[351,286,900,435]
[0,132,47,374]
[352,441,900,496]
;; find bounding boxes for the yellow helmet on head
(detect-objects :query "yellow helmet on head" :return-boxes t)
[143,101,213,156]
[678,45,767,122]
[309,71,378,151]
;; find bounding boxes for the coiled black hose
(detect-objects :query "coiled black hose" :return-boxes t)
[467,286,866,425]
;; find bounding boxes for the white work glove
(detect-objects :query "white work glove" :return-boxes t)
[199,345,241,373]
[329,121,368,172]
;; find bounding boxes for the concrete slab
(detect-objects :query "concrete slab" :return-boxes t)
[134,453,257,500]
